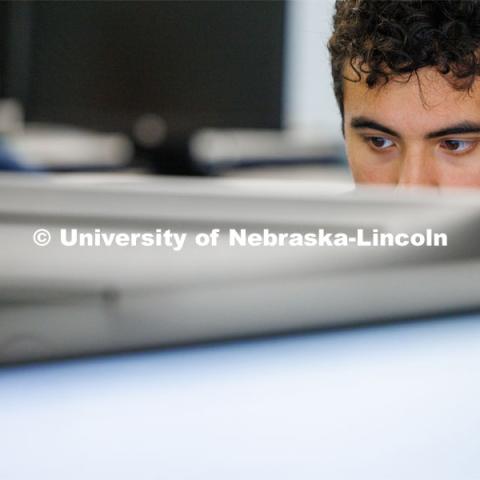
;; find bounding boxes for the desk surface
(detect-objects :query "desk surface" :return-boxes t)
[2,313,480,480]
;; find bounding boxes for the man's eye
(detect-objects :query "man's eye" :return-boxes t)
[367,136,394,150]
[440,139,475,153]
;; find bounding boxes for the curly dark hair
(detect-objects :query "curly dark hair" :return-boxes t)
[328,0,480,119]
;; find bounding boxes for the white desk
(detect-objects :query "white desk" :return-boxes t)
[1,313,479,479]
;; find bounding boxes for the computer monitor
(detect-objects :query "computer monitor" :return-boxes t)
[2,1,285,135]
[1,174,480,363]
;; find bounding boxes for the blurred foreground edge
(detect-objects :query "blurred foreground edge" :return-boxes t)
[1,174,480,364]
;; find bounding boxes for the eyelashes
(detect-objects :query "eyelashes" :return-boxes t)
[362,136,395,151]
[367,136,394,150]
[439,139,475,154]
[361,135,478,156]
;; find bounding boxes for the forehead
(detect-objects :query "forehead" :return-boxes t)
[343,66,480,133]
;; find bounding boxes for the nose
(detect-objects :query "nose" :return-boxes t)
[397,152,438,187]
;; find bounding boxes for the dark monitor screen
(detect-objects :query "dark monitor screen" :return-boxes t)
[3,0,285,134]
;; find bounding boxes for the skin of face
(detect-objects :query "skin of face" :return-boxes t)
[343,65,480,187]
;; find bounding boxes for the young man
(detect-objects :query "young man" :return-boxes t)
[328,0,480,187]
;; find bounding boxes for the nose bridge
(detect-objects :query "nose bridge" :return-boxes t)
[397,144,438,186]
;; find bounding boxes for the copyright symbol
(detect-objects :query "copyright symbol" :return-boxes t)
[33,228,51,247]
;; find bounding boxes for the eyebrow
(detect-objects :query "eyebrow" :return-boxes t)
[425,122,480,139]
[350,116,480,139]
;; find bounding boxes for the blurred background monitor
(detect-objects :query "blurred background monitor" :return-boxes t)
[0,0,345,174]
[0,0,342,136]
[1,1,285,135]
